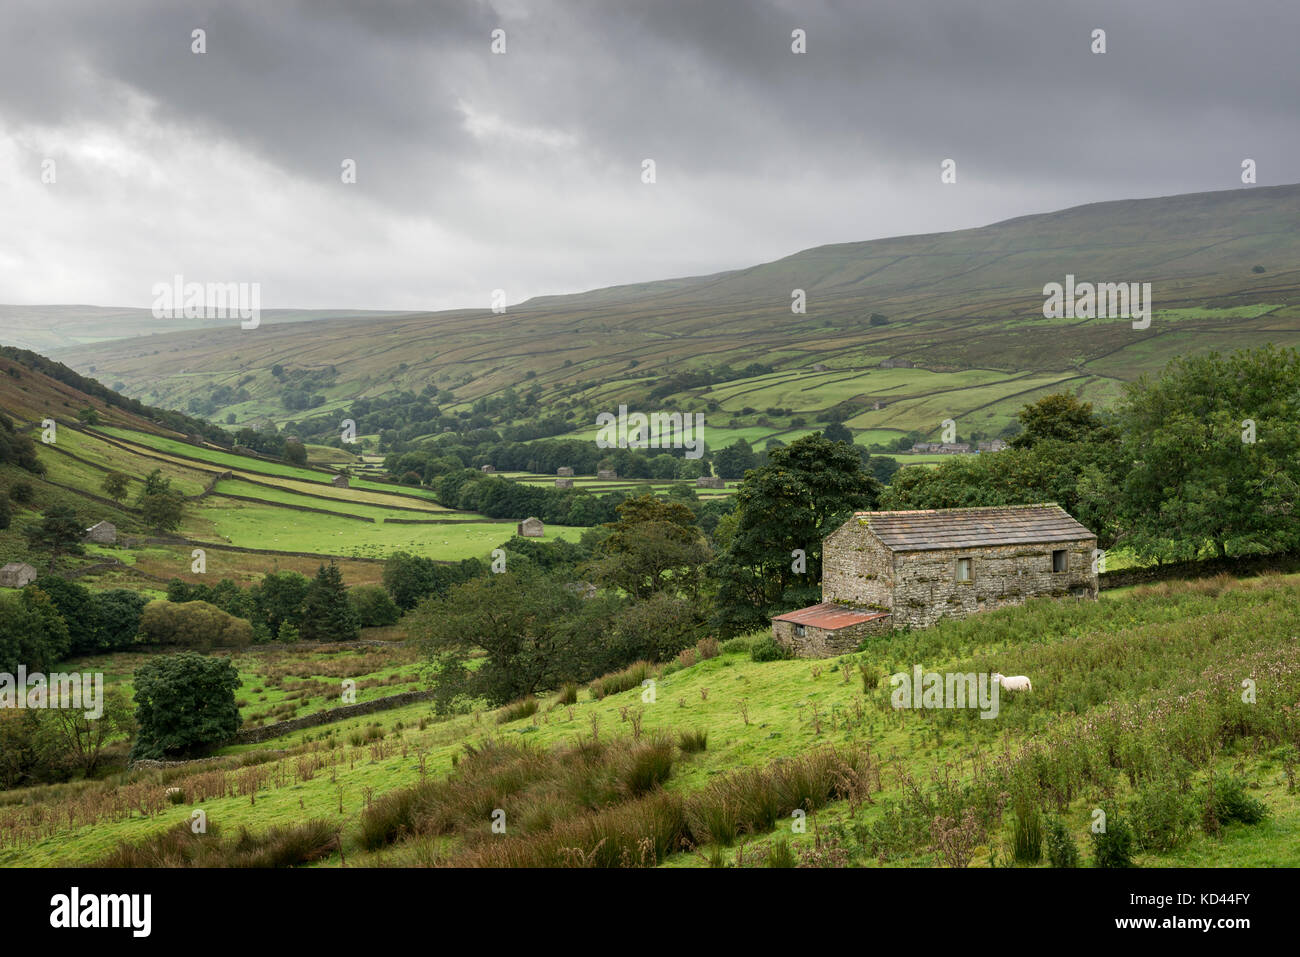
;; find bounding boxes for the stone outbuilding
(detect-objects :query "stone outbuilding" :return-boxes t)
[555,478,574,489]
[696,475,725,489]
[557,466,574,477]
[84,520,117,545]
[597,469,617,480]
[331,474,350,488]
[773,504,1098,656]
[0,562,38,588]
[480,464,495,473]
[517,516,544,538]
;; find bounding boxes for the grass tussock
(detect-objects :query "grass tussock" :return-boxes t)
[99,819,339,868]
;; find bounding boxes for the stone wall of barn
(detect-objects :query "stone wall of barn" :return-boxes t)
[772,615,893,658]
[820,519,894,612]
[889,538,1098,629]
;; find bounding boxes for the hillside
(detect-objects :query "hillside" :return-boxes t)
[50,183,1300,449]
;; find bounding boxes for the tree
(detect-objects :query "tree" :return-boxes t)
[47,688,135,777]
[412,568,621,709]
[584,494,712,601]
[284,440,308,466]
[0,495,9,530]
[24,505,84,568]
[300,562,360,642]
[823,421,853,444]
[252,570,310,637]
[1011,393,1108,449]
[714,433,882,636]
[1115,346,1300,562]
[348,584,401,627]
[138,600,254,649]
[0,589,71,673]
[130,653,241,761]
[713,439,758,479]
[101,471,130,502]
[136,468,184,532]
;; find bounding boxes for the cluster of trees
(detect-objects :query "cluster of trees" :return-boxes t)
[164,562,381,643]
[884,347,1300,564]
[0,411,43,474]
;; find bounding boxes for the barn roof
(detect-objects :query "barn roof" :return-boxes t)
[1,561,35,573]
[852,504,1094,552]
[772,602,889,631]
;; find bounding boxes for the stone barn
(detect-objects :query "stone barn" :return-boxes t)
[773,504,1098,656]
[84,520,117,545]
[557,467,574,477]
[331,474,350,488]
[517,516,544,537]
[696,475,725,489]
[555,478,574,489]
[0,562,37,588]
[480,464,495,473]
[597,469,617,480]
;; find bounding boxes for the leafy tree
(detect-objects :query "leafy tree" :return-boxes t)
[413,568,622,710]
[584,495,712,601]
[283,439,308,466]
[348,584,401,628]
[382,551,482,610]
[130,653,241,760]
[823,421,853,444]
[1011,393,1109,449]
[300,562,360,642]
[610,591,704,662]
[101,471,130,502]
[713,439,758,480]
[46,687,135,776]
[0,588,72,673]
[714,433,882,635]
[138,600,254,648]
[9,480,35,503]
[0,412,44,474]
[0,495,9,530]
[94,589,148,651]
[1115,346,1300,561]
[24,505,84,567]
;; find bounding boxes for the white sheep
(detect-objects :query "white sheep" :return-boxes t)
[991,672,1032,692]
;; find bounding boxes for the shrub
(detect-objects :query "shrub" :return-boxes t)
[1205,775,1270,827]
[720,636,753,656]
[138,599,254,649]
[1091,815,1135,868]
[130,652,241,761]
[1045,817,1080,868]
[750,636,793,663]
[1130,778,1196,852]
[556,683,578,706]
[696,637,720,660]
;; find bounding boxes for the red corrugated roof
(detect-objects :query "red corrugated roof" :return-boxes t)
[773,602,889,631]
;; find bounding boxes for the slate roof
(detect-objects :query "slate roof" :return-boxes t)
[772,602,889,631]
[853,504,1095,552]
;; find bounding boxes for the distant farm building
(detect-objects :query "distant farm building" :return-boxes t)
[555,478,574,489]
[879,358,914,369]
[331,474,350,488]
[597,469,617,480]
[696,475,725,489]
[977,439,1009,452]
[84,520,117,545]
[773,505,1098,657]
[480,464,495,473]
[517,517,545,537]
[556,467,574,477]
[0,562,37,588]
[811,363,828,372]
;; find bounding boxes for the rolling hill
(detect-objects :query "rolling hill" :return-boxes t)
[43,183,1300,447]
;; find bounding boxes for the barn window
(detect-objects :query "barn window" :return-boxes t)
[794,624,806,637]
[956,557,973,582]
[1052,549,1068,573]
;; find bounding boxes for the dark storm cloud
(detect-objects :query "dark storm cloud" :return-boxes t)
[1,0,1296,308]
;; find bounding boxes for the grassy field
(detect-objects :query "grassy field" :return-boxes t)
[5,569,1296,868]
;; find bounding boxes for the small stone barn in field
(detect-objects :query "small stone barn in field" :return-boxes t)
[555,478,574,489]
[0,562,37,588]
[557,467,574,477]
[517,516,544,537]
[773,504,1098,657]
[696,475,725,489]
[84,520,117,544]
[331,474,350,488]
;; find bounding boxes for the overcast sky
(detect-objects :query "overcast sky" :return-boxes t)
[2,0,1297,311]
